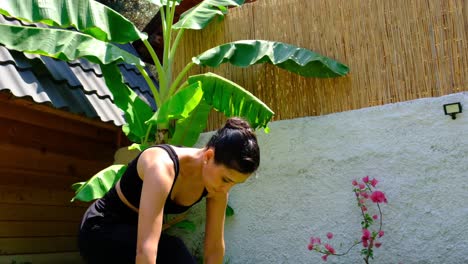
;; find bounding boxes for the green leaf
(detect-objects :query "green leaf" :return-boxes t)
[101,64,155,143]
[71,165,127,202]
[147,0,181,7]
[188,72,274,130]
[71,182,84,192]
[0,24,144,66]
[146,81,204,126]
[128,143,150,152]
[170,99,212,147]
[0,0,146,42]
[173,0,244,30]
[172,220,196,231]
[226,204,235,217]
[193,40,349,78]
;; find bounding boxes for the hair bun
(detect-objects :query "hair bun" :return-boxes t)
[224,117,252,130]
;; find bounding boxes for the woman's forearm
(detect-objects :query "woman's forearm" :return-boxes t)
[204,252,224,264]
[136,247,157,264]
[204,245,225,264]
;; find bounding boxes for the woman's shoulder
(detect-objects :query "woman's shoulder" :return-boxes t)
[137,146,177,180]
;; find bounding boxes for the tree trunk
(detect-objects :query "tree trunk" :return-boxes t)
[95,0,159,30]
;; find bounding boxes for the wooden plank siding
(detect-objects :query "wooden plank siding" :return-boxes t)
[0,95,124,262]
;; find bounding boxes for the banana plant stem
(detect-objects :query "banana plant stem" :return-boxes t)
[168,62,194,96]
[168,28,184,63]
[137,65,161,107]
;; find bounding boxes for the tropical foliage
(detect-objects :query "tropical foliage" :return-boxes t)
[0,0,349,202]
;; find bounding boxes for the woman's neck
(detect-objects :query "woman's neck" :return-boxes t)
[177,147,205,187]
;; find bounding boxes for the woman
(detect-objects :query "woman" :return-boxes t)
[78,117,260,264]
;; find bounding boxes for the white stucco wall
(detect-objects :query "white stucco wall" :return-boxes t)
[169,92,468,264]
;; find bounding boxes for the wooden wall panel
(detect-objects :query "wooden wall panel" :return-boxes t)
[0,94,117,143]
[0,143,108,184]
[0,252,83,264]
[0,237,78,255]
[0,204,85,222]
[0,96,120,261]
[0,221,79,237]
[0,118,114,161]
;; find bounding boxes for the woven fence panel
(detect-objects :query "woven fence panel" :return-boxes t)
[172,0,468,130]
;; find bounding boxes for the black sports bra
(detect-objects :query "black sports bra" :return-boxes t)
[119,144,207,214]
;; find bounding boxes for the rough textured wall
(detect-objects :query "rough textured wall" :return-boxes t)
[169,92,468,264]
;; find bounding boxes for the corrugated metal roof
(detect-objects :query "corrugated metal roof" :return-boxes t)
[0,15,158,126]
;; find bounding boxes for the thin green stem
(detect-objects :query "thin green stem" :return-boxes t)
[316,240,362,257]
[160,2,178,101]
[377,202,383,231]
[160,6,167,34]
[144,123,153,144]
[355,190,368,227]
[169,28,184,62]
[162,3,173,70]
[168,62,194,96]
[137,65,161,107]
[165,2,178,89]
[167,28,185,87]
[143,39,165,106]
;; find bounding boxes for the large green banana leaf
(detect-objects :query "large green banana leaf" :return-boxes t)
[101,64,155,143]
[193,40,349,78]
[188,72,274,130]
[146,81,203,126]
[0,0,146,42]
[173,0,244,30]
[71,165,127,202]
[0,24,144,66]
[170,99,212,147]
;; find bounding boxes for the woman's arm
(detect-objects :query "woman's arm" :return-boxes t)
[204,192,229,264]
[135,149,174,264]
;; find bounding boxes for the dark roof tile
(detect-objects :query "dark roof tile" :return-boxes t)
[0,15,158,126]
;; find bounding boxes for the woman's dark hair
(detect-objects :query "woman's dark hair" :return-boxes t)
[205,117,260,174]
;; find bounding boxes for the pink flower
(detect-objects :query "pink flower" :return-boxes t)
[375,242,382,248]
[361,205,367,211]
[360,192,369,198]
[325,244,336,254]
[362,239,369,247]
[362,229,371,240]
[363,176,370,183]
[370,191,387,203]
[371,178,378,187]
[326,232,333,239]
[358,183,366,189]
[310,237,321,245]
[378,230,385,238]
[308,243,314,250]
[372,214,378,220]
[321,254,328,261]
[352,180,358,186]
[310,237,322,245]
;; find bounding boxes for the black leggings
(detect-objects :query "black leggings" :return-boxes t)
[78,199,196,264]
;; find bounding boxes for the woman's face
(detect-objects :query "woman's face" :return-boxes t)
[202,149,250,194]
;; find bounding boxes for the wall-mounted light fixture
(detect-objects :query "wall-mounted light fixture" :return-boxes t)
[443,102,462,120]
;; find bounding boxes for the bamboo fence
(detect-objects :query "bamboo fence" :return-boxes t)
[172,0,468,130]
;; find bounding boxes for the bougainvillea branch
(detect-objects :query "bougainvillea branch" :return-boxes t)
[307,176,387,263]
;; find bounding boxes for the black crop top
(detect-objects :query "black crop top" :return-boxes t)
[119,144,207,215]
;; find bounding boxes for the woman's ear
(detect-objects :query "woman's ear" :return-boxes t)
[204,148,215,163]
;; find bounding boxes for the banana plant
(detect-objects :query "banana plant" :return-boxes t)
[0,0,349,202]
